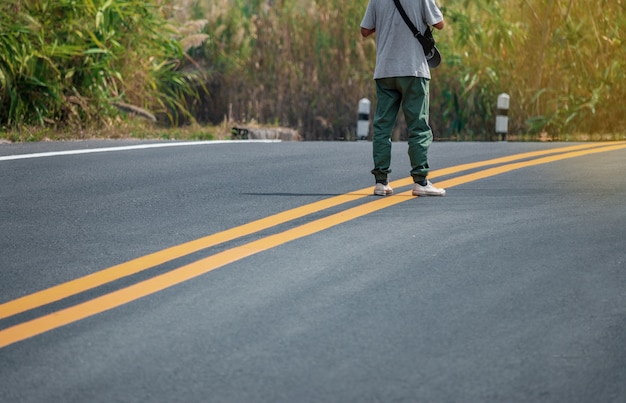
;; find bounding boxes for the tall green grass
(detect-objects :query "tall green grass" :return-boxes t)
[190,0,625,140]
[438,0,626,139]
[1,0,624,140]
[0,0,199,132]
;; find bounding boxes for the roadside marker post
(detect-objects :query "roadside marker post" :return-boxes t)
[357,98,371,141]
[496,93,510,141]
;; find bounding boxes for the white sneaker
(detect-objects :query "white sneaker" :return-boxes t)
[374,183,393,196]
[412,181,446,196]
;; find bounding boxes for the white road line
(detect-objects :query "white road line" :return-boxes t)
[0,140,281,162]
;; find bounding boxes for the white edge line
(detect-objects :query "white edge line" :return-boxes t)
[0,140,281,162]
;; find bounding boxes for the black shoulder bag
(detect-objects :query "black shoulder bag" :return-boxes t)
[392,0,441,68]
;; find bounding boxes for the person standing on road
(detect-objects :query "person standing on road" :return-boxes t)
[360,0,446,197]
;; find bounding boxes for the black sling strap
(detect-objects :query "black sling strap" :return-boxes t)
[391,0,435,55]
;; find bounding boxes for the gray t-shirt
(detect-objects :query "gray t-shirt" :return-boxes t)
[361,0,444,79]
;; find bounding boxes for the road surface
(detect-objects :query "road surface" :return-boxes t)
[1,140,625,402]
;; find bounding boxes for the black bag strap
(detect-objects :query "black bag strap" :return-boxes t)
[392,0,435,55]
[392,0,422,39]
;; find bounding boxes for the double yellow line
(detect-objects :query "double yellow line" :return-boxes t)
[1,142,625,348]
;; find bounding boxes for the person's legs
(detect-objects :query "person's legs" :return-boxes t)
[400,77,432,184]
[372,78,402,183]
[400,77,446,196]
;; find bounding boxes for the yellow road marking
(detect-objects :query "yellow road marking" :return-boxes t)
[0,143,606,319]
[0,192,366,320]
[1,142,625,348]
[385,142,618,189]
[0,142,611,321]
[434,142,626,188]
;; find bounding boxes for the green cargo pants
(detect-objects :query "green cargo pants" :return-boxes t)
[371,76,433,184]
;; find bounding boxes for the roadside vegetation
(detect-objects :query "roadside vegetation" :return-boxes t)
[1,0,624,142]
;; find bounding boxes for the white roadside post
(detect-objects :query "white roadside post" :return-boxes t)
[495,93,510,141]
[357,98,371,141]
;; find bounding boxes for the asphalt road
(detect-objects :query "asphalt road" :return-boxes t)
[1,140,625,402]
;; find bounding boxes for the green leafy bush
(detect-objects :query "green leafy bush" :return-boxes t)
[0,0,198,131]
[2,0,624,140]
